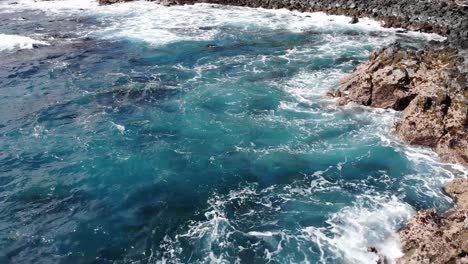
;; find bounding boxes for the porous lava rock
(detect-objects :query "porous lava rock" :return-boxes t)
[331,44,468,166]
[397,179,468,264]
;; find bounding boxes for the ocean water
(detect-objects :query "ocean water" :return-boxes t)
[0,1,466,263]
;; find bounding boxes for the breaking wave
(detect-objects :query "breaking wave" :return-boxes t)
[0,34,49,52]
[0,1,463,263]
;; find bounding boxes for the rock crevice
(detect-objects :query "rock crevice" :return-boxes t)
[98,0,468,50]
[94,0,467,263]
[330,44,468,165]
[397,179,468,264]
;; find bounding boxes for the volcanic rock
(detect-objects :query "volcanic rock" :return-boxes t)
[398,179,468,264]
[349,16,359,24]
[332,45,468,166]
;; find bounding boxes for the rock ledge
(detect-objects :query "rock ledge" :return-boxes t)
[397,179,468,264]
[330,44,468,166]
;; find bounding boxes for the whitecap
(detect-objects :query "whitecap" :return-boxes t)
[247,231,277,237]
[0,0,98,13]
[2,1,443,47]
[0,34,49,52]
[307,195,414,264]
[110,121,125,134]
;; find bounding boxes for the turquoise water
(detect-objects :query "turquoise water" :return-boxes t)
[0,1,466,263]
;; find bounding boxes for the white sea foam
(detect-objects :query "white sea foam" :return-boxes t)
[201,83,464,264]
[0,1,444,47]
[110,121,125,134]
[91,3,390,46]
[307,195,414,264]
[0,0,98,13]
[159,180,417,263]
[281,69,345,104]
[1,1,461,263]
[247,231,277,237]
[0,34,49,52]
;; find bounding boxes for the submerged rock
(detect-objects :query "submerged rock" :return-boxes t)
[331,44,468,166]
[367,247,387,264]
[349,16,359,24]
[95,0,467,48]
[398,179,468,264]
[98,0,134,5]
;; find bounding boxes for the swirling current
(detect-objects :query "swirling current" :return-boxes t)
[0,1,466,263]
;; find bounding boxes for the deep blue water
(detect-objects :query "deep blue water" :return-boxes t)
[0,1,466,263]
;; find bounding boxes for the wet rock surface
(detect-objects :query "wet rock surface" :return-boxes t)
[94,0,468,262]
[98,0,134,5]
[398,179,468,264]
[98,0,468,49]
[331,44,468,166]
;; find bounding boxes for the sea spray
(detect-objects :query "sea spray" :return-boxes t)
[0,1,463,263]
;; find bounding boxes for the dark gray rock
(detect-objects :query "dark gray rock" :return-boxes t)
[349,16,358,24]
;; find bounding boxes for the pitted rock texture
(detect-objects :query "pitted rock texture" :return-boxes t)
[445,179,468,210]
[331,45,468,166]
[398,179,468,264]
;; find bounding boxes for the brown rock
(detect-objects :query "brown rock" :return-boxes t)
[444,179,468,197]
[436,131,468,166]
[367,247,387,264]
[397,209,449,264]
[337,65,372,105]
[398,179,468,264]
[395,95,447,147]
[332,45,418,111]
[332,45,467,166]
[98,0,133,5]
[456,192,468,209]
[345,73,373,106]
[371,67,410,109]
[444,96,468,133]
[444,179,468,209]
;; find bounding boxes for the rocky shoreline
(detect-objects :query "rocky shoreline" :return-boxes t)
[397,179,468,263]
[329,44,467,166]
[329,33,468,264]
[98,0,467,262]
[100,0,468,49]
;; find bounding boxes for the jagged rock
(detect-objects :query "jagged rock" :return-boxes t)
[444,179,468,210]
[371,66,411,109]
[337,64,373,106]
[332,44,417,110]
[332,45,467,166]
[436,131,468,165]
[444,179,468,198]
[397,209,444,264]
[398,179,468,264]
[394,94,447,147]
[367,247,387,264]
[349,16,359,24]
[94,0,467,49]
[98,0,133,5]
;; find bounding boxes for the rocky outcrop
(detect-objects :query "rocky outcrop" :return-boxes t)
[397,179,468,264]
[332,44,416,110]
[97,0,468,49]
[94,0,467,261]
[98,0,134,5]
[332,43,467,264]
[330,44,468,165]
